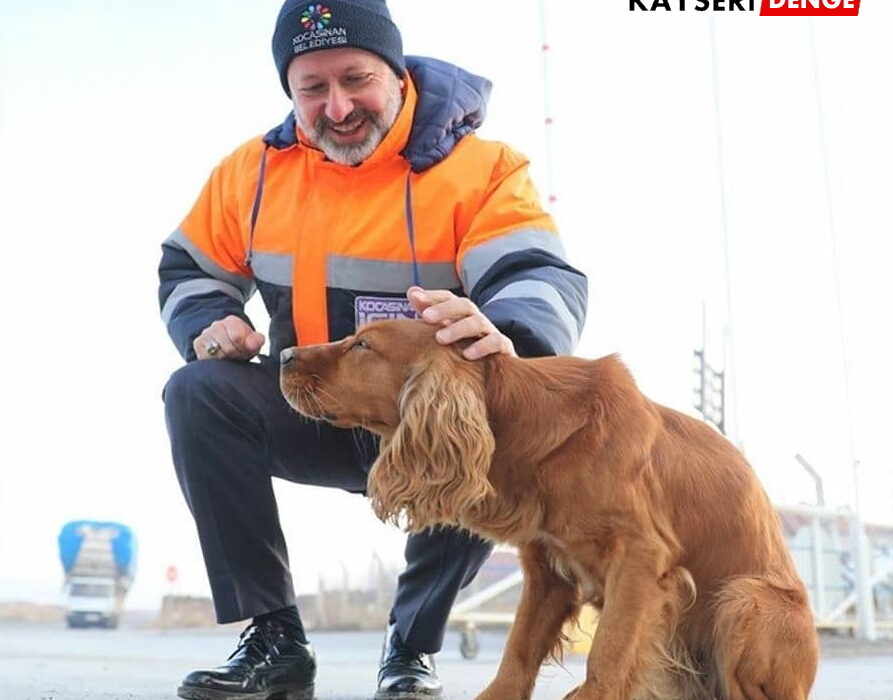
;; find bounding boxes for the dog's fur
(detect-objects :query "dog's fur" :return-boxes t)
[280,319,818,700]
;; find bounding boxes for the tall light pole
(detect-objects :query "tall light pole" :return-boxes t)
[808,20,875,640]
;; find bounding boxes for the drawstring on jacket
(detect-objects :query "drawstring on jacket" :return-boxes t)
[244,146,269,268]
[403,173,422,288]
[245,148,422,289]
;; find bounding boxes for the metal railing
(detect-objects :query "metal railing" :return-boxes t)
[778,503,893,634]
[447,503,893,654]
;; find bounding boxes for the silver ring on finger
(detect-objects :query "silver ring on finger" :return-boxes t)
[205,339,221,356]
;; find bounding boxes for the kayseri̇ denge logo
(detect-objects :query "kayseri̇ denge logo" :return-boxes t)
[629,0,861,14]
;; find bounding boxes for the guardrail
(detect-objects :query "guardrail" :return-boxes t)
[448,504,893,655]
[777,504,893,633]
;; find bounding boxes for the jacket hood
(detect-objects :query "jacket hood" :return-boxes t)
[263,56,492,173]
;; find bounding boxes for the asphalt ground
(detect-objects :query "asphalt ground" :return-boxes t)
[1,621,891,700]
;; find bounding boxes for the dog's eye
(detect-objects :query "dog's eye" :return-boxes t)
[350,339,370,351]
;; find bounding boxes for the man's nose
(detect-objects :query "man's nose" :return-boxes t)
[324,84,353,123]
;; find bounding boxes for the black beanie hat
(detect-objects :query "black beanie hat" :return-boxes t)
[272,0,406,97]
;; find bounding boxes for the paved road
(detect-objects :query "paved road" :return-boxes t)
[1,621,891,699]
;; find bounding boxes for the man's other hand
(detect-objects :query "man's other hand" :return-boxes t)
[407,286,515,361]
[194,315,266,360]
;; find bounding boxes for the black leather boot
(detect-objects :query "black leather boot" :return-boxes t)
[375,624,442,699]
[177,619,316,700]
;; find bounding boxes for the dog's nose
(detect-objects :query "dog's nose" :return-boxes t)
[280,348,295,366]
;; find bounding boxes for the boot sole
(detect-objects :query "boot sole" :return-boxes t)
[374,691,443,700]
[177,683,315,700]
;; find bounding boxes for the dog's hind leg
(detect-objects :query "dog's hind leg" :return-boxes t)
[711,575,818,700]
[472,542,580,700]
[571,540,694,700]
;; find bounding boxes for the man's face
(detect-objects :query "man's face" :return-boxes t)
[287,47,404,166]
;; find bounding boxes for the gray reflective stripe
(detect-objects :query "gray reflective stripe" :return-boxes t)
[165,228,254,298]
[483,280,580,346]
[327,256,460,292]
[460,228,566,293]
[161,278,246,324]
[251,251,293,286]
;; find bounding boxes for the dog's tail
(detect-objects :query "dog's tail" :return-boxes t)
[711,574,818,700]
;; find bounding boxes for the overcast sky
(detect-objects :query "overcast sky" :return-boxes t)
[1,0,890,610]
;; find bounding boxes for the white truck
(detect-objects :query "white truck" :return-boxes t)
[58,521,136,629]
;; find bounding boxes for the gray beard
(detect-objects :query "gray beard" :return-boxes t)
[299,87,402,166]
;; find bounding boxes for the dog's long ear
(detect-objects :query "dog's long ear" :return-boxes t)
[368,352,495,532]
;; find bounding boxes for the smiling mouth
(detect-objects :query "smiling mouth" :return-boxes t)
[328,119,366,138]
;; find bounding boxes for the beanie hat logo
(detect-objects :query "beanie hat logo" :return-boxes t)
[300,4,332,30]
[292,4,348,56]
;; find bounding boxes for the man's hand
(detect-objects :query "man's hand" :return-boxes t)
[407,286,515,361]
[194,315,266,360]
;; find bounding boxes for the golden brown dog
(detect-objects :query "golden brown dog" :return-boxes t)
[280,318,818,700]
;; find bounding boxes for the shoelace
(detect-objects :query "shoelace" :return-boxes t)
[227,621,280,664]
[381,637,433,673]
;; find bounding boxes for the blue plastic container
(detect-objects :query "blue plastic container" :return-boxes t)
[58,520,137,578]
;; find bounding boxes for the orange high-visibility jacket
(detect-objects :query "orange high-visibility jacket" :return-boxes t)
[159,57,587,361]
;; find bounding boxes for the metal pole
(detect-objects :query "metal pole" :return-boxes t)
[694,304,707,418]
[537,0,558,214]
[701,302,707,363]
[811,515,826,620]
[852,501,877,639]
[795,453,825,507]
[808,20,875,641]
[796,455,828,620]
[708,16,740,448]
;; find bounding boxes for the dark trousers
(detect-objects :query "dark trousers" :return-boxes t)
[163,355,493,653]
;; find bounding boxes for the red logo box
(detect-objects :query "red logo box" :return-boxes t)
[760,0,861,15]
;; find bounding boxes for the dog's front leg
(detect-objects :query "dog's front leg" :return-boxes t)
[473,542,579,700]
[573,539,683,700]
